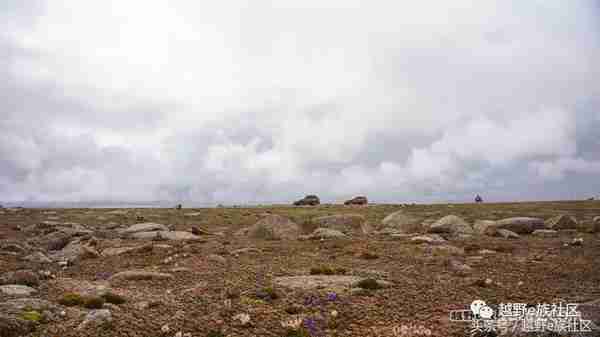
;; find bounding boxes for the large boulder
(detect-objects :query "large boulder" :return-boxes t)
[427,215,473,235]
[544,214,578,230]
[119,223,169,235]
[344,196,368,206]
[311,214,367,235]
[38,231,72,251]
[380,211,422,234]
[49,239,100,263]
[494,217,544,234]
[247,215,300,240]
[293,195,320,206]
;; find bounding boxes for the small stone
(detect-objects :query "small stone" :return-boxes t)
[77,309,112,330]
[161,324,170,333]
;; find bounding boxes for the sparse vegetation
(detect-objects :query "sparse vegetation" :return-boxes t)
[355,278,381,290]
[58,292,84,306]
[83,296,105,309]
[102,292,127,305]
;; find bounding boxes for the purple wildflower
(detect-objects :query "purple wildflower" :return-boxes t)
[303,317,320,337]
[326,292,338,302]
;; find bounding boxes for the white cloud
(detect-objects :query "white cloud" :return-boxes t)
[1,0,600,203]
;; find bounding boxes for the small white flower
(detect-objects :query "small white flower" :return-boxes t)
[330,310,338,318]
[161,324,170,333]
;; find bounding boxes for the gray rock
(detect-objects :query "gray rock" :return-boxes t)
[300,228,348,240]
[0,270,39,287]
[532,229,558,238]
[101,244,153,256]
[207,254,227,264]
[311,214,367,235]
[120,223,168,235]
[423,245,465,256]
[247,215,300,240]
[473,220,498,236]
[274,275,363,292]
[496,229,520,239]
[77,309,112,330]
[23,252,52,264]
[0,285,37,297]
[428,215,473,235]
[380,211,422,234]
[49,240,100,263]
[410,234,446,245]
[544,214,578,230]
[495,217,544,234]
[130,231,201,241]
[109,270,174,282]
[448,259,473,276]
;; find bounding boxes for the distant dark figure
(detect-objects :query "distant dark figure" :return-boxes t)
[294,195,320,206]
[136,215,145,222]
[176,204,182,210]
[588,197,595,201]
[344,196,368,206]
[475,195,483,203]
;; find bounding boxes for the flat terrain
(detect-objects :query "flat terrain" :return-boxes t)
[1,201,599,337]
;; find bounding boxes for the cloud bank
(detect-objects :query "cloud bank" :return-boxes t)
[1,1,600,205]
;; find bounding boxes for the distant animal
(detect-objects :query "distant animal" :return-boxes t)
[475,195,483,203]
[175,204,182,210]
[588,197,595,201]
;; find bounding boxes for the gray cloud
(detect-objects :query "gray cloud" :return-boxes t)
[1,1,600,205]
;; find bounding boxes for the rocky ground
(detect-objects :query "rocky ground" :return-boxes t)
[1,201,599,337]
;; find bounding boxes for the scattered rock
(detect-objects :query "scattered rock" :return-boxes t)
[344,196,368,206]
[120,223,169,235]
[410,234,446,245]
[448,259,473,276]
[77,309,112,330]
[496,229,520,239]
[300,228,348,240]
[428,215,473,235]
[101,244,153,257]
[532,229,558,238]
[310,214,367,235]
[0,285,37,297]
[274,275,362,292]
[247,215,300,240]
[230,247,261,256]
[108,270,174,282]
[423,245,465,256]
[495,217,544,234]
[131,231,201,241]
[23,252,51,264]
[380,211,422,234]
[0,270,39,287]
[473,220,498,236]
[544,214,578,230]
[207,254,227,264]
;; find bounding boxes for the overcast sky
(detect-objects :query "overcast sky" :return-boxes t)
[1,1,600,205]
